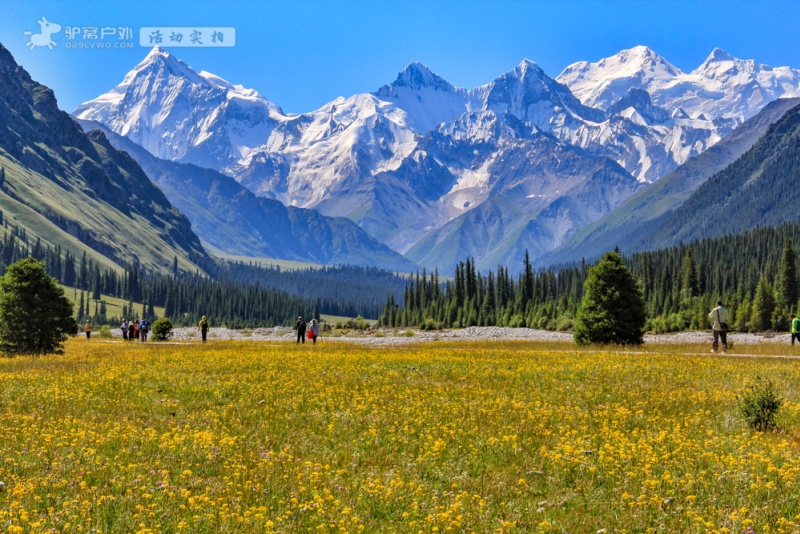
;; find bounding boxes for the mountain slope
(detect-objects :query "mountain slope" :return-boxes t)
[544,97,800,264]
[403,122,642,272]
[0,43,211,274]
[77,120,416,271]
[638,102,800,248]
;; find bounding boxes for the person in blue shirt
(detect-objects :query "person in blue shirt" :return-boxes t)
[139,319,149,342]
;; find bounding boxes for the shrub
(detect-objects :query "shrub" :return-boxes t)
[556,316,574,332]
[508,314,526,328]
[346,316,370,330]
[151,317,174,341]
[96,325,113,339]
[739,378,784,432]
[420,318,442,331]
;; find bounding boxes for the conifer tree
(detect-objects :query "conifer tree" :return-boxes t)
[574,251,645,345]
[777,238,798,312]
[0,258,76,355]
[750,273,775,331]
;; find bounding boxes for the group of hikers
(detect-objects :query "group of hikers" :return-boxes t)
[118,319,151,342]
[708,300,800,353]
[294,315,320,344]
[82,315,212,343]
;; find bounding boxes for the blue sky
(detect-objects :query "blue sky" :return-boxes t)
[2,0,800,114]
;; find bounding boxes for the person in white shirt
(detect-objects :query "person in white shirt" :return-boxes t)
[708,300,729,354]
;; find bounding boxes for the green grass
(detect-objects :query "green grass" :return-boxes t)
[59,283,165,322]
[1,340,799,532]
[212,253,324,271]
[0,152,205,275]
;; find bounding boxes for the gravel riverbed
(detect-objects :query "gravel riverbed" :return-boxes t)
[113,326,792,347]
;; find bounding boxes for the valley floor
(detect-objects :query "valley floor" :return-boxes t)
[112,325,800,349]
[2,338,799,532]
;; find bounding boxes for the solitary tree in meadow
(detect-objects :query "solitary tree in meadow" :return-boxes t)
[574,251,646,345]
[0,257,76,355]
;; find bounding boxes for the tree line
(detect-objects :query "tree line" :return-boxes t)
[380,221,800,333]
[0,213,408,327]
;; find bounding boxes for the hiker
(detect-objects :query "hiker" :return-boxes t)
[792,314,800,346]
[139,319,149,342]
[198,315,210,343]
[84,320,92,339]
[121,319,128,341]
[128,319,136,341]
[708,300,728,354]
[309,318,320,344]
[295,315,306,344]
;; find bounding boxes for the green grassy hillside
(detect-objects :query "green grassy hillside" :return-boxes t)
[0,43,211,276]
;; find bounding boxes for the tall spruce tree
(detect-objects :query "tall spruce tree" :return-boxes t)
[750,272,775,332]
[0,258,77,355]
[777,238,799,311]
[574,251,646,345]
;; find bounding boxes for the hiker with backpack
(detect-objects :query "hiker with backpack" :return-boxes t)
[295,315,306,344]
[121,319,128,341]
[198,315,209,343]
[792,314,800,346]
[708,300,729,354]
[139,319,149,342]
[128,319,136,341]
[84,320,92,339]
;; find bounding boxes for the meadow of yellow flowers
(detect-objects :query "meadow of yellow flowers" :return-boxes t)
[1,339,799,533]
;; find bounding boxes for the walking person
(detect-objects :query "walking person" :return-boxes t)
[308,318,320,344]
[198,315,209,343]
[139,319,149,342]
[708,300,729,354]
[128,319,136,341]
[792,314,800,346]
[84,320,92,340]
[295,315,306,344]
[121,319,128,341]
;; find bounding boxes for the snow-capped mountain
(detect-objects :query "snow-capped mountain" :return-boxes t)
[557,46,683,111]
[74,47,800,272]
[558,45,800,126]
[73,46,292,172]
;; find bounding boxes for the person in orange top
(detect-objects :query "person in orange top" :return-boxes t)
[84,320,92,339]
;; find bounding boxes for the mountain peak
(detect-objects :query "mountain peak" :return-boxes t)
[134,46,198,78]
[517,58,544,75]
[610,46,680,75]
[694,48,749,78]
[0,42,17,69]
[389,61,453,91]
[705,47,735,63]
